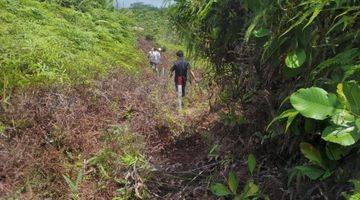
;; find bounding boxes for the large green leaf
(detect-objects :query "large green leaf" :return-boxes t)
[247,154,256,176]
[290,87,336,120]
[322,125,359,146]
[331,109,355,126]
[343,81,360,115]
[285,49,306,68]
[228,171,238,194]
[293,166,324,180]
[300,142,326,169]
[210,183,231,197]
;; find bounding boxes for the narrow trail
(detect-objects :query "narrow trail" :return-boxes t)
[129,39,284,199]
[124,38,218,199]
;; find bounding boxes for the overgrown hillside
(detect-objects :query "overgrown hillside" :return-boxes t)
[0,0,145,97]
[0,0,152,198]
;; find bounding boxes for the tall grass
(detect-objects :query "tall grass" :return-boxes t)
[0,0,146,97]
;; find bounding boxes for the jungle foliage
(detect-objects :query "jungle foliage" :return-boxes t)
[170,0,360,198]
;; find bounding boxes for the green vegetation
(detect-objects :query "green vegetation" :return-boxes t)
[0,0,145,97]
[211,154,264,200]
[1,0,359,199]
[126,2,185,51]
[170,0,360,198]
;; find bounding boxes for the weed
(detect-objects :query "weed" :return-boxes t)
[63,160,86,199]
[210,154,268,200]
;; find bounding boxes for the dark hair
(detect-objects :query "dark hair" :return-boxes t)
[176,50,184,57]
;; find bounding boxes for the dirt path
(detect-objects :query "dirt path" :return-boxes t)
[128,38,216,199]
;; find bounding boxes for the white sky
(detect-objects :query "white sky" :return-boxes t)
[114,0,171,8]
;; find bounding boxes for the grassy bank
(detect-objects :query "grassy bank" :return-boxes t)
[0,0,146,97]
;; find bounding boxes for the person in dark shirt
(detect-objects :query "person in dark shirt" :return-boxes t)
[170,50,197,97]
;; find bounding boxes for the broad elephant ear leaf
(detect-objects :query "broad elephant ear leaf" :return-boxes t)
[331,109,355,126]
[285,49,306,68]
[290,87,336,120]
[322,125,359,146]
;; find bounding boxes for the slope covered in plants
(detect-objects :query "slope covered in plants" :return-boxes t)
[0,0,145,96]
[0,0,149,198]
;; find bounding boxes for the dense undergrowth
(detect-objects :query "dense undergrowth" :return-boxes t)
[170,0,360,199]
[0,0,145,98]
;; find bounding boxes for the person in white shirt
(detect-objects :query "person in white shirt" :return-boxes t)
[148,48,161,73]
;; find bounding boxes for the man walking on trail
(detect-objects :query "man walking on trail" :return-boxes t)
[170,50,197,97]
[148,47,161,73]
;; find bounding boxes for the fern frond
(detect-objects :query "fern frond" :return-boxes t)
[303,1,326,29]
[311,48,360,79]
[280,9,312,37]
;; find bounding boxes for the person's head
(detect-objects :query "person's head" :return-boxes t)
[158,48,162,52]
[176,50,184,58]
[151,47,155,51]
